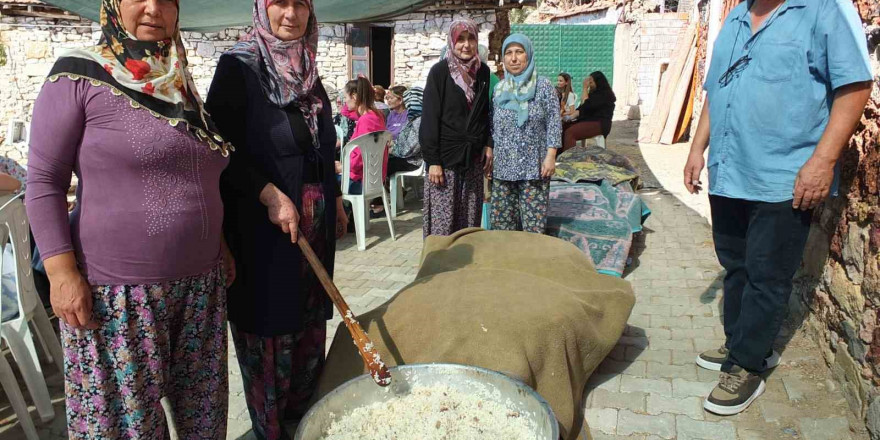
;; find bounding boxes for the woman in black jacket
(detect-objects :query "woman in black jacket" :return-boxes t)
[562,71,616,152]
[205,0,347,438]
[420,18,492,237]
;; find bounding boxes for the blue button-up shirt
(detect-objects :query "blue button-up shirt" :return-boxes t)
[704,0,872,202]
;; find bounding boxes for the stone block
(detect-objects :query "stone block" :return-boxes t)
[646,394,703,419]
[829,262,866,317]
[676,415,736,440]
[589,388,647,412]
[672,378,714,398]
[782,376,813,401]
[24,62,51,77]
[868,396,880,440]
[799,417,852,440]
[620,376,672,396]
[25,42,49,59]
[647,362,698,380]
[617,410,675,439]
[585,408,618,434]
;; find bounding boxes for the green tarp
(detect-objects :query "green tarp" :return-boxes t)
[40,0,434,29]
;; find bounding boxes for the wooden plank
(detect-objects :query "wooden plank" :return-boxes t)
[672,23,705,144]
[660,43,697,144]
[640,25,696,143]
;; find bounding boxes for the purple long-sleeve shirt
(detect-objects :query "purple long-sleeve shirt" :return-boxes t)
[26,77,229,286]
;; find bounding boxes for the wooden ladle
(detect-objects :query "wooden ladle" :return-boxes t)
[297,232,392,387]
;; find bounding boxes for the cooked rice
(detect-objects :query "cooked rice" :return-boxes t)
[322,384,538,440]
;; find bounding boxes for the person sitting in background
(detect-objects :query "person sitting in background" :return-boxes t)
[384,85,409,140]
[338,77,388,194]
[557,72,579,122]
[562,71,616,152]
[373,85,389,111]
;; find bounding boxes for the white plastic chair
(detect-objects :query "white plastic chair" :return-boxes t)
[0,193,63,424]
[0,282,40,440]
[389,161,425,219]
[341,131,396,251]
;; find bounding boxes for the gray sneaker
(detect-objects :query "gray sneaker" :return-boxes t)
[696,346,781,371]
[703,366,765,415]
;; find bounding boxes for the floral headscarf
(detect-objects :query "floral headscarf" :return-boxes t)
[445,19,481,105]
[494,33,538,127]
[49,0,230,155]
[227,0,323,147]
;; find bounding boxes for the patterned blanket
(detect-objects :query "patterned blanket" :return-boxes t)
[547,147,650,277]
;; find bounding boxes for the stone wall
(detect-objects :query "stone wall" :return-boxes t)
[635,12,688,116]
[793,12,880,439]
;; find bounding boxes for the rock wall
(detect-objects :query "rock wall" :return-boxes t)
[635,12,688,116]
[793,9,880,438]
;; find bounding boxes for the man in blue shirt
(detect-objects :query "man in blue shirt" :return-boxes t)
[683,0,873,416]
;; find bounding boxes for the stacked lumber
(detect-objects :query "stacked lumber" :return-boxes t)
[640,24,699,144]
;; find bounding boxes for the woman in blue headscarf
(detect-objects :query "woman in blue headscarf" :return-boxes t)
[489,33,562,233]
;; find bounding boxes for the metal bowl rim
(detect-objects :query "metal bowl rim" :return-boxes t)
[295,362,560,439]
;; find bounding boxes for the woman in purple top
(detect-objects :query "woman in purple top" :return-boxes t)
[26,0,232,438]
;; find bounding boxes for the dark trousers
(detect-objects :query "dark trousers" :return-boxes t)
[709,195,812,373]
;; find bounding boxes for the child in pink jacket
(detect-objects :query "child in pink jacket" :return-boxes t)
[339,77,388,193]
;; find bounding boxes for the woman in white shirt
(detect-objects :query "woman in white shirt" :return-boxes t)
[557,73,579,122]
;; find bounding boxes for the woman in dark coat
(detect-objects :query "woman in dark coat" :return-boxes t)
[562,70,616,152]
[205,0,347,438]
[420,18,492,237]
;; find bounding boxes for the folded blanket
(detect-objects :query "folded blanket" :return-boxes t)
[316,229,635,440]
[554,145,641,188]
[548,181,651,277]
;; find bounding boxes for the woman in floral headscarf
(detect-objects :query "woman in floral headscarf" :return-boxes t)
[27,0,232,438]
[419,18,492,237]
[206,0,347,438]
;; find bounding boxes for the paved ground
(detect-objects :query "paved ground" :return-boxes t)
[0,121,869,439]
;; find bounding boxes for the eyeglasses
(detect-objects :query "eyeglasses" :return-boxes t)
[718,54,751,88]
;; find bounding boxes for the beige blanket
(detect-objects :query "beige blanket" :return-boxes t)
[316,229,635,440]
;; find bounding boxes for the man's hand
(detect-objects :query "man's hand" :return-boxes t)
[684,150,705,194]
[792,157,835,210]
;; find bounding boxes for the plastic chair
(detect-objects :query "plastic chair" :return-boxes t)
[0,337,39,439]
[0,194,63,424]
[389,161,425,219]
[340,131,396,251]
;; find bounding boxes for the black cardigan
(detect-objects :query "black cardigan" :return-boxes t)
[576,89,616,137]
[206,55,338,336]
[419,60,491,169]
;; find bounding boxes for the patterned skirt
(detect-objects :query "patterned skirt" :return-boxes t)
[62,265,228,439]
[422,165,484,238]
[230,183,328,440]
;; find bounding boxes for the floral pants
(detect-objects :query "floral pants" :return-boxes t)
[61,265,228,440]
[490,179,550,234]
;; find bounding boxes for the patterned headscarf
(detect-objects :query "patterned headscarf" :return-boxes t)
[228,0,323,146]
[403,86,424,120]
[494,33,538,127]
[445,19,481,105]
[52,0,230,154]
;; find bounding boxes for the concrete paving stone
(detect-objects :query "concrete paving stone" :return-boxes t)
[672,378,715,398]
[646,394,704,419]
[649,296,692,307]
[646,338,694,352]
[738,428,778,440]
[626,327,672,340]
[669,304,714,317]
[693,338,726,352]
[618,335,651,349]
[676,415,737,440]
[647,362,698,380]
[626,346,671,364]
[599,359,647,377]
[799,417,852,440]
[592,433,647,440]
[651,315,694,329]
[585,408,619,434]
[588,374,622,392]
[632,303,671,316]
[607,344,627,361]
[617,410,675,439]
[692,316,722,328]
[627,314,651,328]
[672,328,717,340]
[672,350,701,366]
[620,376,673,397]
[589,389,648,412]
